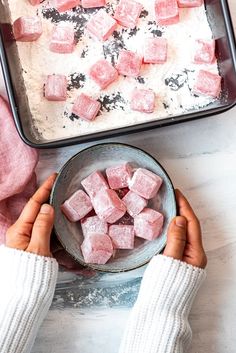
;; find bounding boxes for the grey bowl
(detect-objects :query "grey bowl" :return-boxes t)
[50,143,177,272]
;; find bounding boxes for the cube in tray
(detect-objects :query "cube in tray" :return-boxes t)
[81,0,106,8]
[155,0,179,26]
[144,37,168,64]
[13,16,43,42]
[72,94,101,121]
[177,0,203,7]
[45,74,67,101]
[89,60,118,89]
[130,88,155,113]
[52,0,81,13]
[86,9,117,41]
[50,23,75,54]
[194,39,215,64]
[114,0,143,29]
[117,50,143,77]
[193,70,221,98]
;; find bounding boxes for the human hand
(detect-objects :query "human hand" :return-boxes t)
[164,189,207,269]
[6,174,57,257]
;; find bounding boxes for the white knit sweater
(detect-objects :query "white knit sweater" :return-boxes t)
[0,246,206,353]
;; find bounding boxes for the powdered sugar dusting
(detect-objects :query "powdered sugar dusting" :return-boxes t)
[7,0,218,141]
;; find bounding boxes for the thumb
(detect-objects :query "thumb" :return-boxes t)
[163,216,187,261]
[26,204,54,257]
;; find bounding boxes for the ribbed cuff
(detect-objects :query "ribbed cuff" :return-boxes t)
[0,246,58,353]
[119,255,206,353]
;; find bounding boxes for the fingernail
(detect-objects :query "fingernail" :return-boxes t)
[41,204,53,214]
[175,216,186,228]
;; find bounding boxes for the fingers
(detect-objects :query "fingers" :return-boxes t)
[17,173,57,226]
[175,189,203,247]
[26,204,54,257]
[164,216,187,260]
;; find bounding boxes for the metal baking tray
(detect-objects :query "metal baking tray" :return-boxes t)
[0,0,236,149]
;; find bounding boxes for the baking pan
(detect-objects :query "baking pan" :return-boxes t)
[0,0,236,149]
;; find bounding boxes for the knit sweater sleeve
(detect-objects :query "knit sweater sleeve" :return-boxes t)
[0,245,58,353]
[119,255,206,353]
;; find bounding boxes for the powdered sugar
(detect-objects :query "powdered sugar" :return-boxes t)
[7,0,218,141]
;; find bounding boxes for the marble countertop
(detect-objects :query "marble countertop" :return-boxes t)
[1,2,236,352]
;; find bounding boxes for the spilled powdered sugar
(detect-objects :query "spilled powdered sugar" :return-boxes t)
[7,0,218,141]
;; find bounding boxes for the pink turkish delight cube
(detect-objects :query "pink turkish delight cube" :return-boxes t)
[130,88,155,113]
[52,0,81,12]
[82,0,106,7]
[193,70,221,98]
[13,16,43,42]
[61,190,93,222]
[129,168,163,199]
[72,93,101,121]
[81,233,113,264]
[194,39,215,64]
[106,163,132,189]
[155,0,179,26]
[177,0,203,7]
[109,225,135,249]
[122,190,147,217]
[89,59,118,89]
[114,0,143,29]
[28,0,41,5]
[81,216,108,237]
[117,50,143,77]
[144,37,168,64]
[92,189,126,224]
[50,23,75,53]
[86,9,117,41]
[45,75,67,101]
[134,208,164,240]
[81,171,109,198]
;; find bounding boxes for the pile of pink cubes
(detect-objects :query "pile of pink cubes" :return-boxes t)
[13,0,221,121]
[61,163,164,265]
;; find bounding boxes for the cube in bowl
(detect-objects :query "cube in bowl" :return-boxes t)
[52,0,81,12]
[13,16,43,42]
[144,37,168,64]
[117,50,143,77]
[72,94,101,121]
[194,39,215,64]
[155,0,179,26]
[134,208,164,240]
[193,70,221,98]
[50,23,75,53]
[129,168,163,199]
[109,225,135,249]
[61,190,93,222]
[45,75,67,101]
[177,0,203,7]
[81,171,109,198]
[89,59,118,89]
[114,0,143,29]
[81,216,108,237]
[86,9,117,41]
[131,88,155,113]
[106,163,132,189]
[122,190,147,217]
[92,189,126,223]
[81,233,113,264]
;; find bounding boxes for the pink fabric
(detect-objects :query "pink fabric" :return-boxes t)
[0,96,38,243]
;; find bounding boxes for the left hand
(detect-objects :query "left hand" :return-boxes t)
[6,173,57,257]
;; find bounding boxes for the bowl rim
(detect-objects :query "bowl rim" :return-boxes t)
[50,142,177,273]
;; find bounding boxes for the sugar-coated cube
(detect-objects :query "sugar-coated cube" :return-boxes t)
[50,23,75,53]
[45,75,67,101]
[82,0,106,7]
[72,93,101,121]
[81,171,109,198]
[13,16,43,42]
[86,9,117,41]
[129,168,163,199]
[81,233,113,264]
[130,88,155,113]
[117,50,143,77]
[134,208,164,240]
[61,190,93,222]
[28,0,42,5]
[194,39,215,64]
[122,190,147,217]
[193,70,221,98]
[155,0,179,26]
[52,0,81,12]
[81,216,108,237]
[89,60,118,89]
[114,0,143,29]
[92,189,126,223]
[109,225,135,249]
[106,163,132,189]
[144,37,168,64]
[177,0,203,7]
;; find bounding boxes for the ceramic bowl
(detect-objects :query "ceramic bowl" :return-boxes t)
[50,143,177,272]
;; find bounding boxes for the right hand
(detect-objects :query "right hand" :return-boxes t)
[164,189,207,269]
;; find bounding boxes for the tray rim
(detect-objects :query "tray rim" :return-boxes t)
[0,0,236,149]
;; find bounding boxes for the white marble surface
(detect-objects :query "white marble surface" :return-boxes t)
[1,2,236,352]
